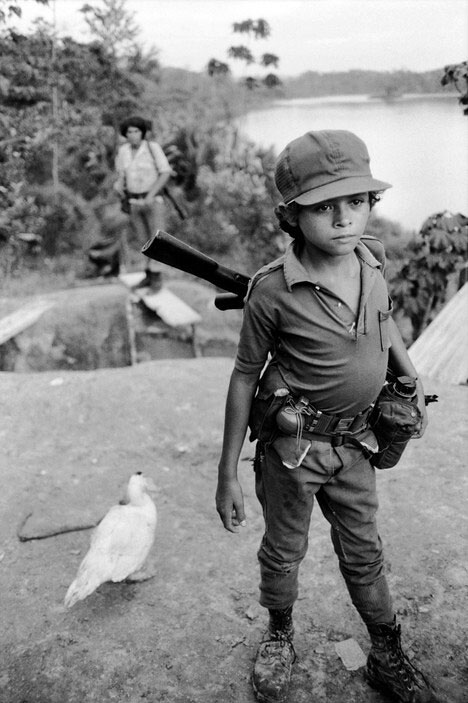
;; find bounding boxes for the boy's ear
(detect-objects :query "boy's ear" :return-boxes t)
[277,202,299,227]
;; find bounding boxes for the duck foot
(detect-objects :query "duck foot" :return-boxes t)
[125,567,157,582]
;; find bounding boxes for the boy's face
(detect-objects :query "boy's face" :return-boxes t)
[296,193,371,257]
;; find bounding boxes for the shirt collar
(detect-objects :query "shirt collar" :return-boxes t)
[282,239,382,291]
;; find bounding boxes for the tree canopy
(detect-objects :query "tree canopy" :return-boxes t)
[208,17,281,90]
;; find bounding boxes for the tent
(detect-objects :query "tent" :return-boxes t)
[408,283,468,385]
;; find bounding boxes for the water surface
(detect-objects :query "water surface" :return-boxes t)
[238,94,468,230]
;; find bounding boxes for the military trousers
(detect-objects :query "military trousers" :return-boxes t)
[254,436,394,625]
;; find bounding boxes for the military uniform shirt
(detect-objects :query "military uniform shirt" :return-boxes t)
[235,240,392,416]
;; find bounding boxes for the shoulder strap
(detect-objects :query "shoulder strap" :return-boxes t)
[145,140,158,169]
[245,256,285,301]
[361,234,386,268]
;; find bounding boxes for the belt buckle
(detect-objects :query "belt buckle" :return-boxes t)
[335,417,353,433]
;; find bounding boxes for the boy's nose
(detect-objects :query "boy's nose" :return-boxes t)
[334,205,352,227]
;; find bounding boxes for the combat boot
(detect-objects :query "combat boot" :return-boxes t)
[252,606,296,703]
[366,617,439,702]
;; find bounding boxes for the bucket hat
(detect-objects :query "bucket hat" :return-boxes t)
[275,130,391,206]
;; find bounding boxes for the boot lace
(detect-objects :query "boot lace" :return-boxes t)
[385,624,429,692]
[262,630,296,664]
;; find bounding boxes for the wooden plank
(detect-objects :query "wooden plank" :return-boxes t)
[135,287,201,327]
[0,299,54,346]
[118,271,147,289]
[118,270,201,328]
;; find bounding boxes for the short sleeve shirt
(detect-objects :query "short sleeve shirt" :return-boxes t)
[235,241,392,416]
[115,140,172,194]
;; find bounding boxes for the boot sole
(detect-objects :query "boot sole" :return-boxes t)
[366,670,394,696]
[252,681,288,703]
[366,670,414,702]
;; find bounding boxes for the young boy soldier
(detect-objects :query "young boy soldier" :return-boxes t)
[216,130,439,703]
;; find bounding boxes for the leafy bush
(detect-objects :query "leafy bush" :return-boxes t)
[388,211,467,342]
[170,128,283,274]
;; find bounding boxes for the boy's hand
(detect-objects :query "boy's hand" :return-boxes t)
[413,381,428,438]
[216,477,246,533]
[413,398,428,438]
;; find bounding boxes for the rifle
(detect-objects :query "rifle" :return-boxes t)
[162,187,187,221]
[141,230,250,310]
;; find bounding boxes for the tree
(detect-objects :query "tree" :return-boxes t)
[0,14,145,266]
[79,0,147,142]
[0,0,48,25]
[208,18,281,90]
[80,0,138,61]
[441,61,468,115]
[207,58,229,77]
[125,44,160,80]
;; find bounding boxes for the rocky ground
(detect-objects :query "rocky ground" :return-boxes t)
[0,352,467,703]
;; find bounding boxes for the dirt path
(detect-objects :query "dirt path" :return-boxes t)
[0,358,467,702]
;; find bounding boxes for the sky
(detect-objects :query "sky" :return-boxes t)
[14,0,468,77]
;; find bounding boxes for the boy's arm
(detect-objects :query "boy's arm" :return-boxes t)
[388,317,428,437]
[216,367,260,533]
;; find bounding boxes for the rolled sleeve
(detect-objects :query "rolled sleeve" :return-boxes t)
[235,282,277,374]
[149,142,172,174]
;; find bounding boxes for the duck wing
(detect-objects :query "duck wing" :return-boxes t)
[64,501,156,607]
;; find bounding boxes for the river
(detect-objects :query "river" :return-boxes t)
[237,94,468,231]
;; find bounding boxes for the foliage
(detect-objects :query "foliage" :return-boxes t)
[0,0,48,25]
[207,59,229,77]
[0,1,463,328]
[208,18,281,91]
[27,184,91,255]
[0,182,92,281]
[441,61,468,115]
[124,44,160,80]
[0,13,143,240]
[80,0,138,59]
[0,27,54,106]
[170,126,283,274]
[388,211,467,341]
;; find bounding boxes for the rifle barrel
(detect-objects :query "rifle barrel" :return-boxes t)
[142,230,250,298]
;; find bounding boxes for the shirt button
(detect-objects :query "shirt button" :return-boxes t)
[315,285,320,290]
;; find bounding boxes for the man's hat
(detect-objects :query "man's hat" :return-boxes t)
[119,115,152,137]
[275,130,391,206]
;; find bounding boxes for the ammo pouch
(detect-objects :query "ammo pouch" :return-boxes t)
[248,364,289,442]
[369,385,421,469]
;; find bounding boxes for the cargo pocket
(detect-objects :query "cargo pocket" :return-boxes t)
[378,300,393,352]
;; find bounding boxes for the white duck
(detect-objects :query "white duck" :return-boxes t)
[64,472,157,608]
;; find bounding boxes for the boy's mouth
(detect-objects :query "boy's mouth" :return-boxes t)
[333,233,356,240]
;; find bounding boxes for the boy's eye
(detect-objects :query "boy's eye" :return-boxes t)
[315,203,333,212]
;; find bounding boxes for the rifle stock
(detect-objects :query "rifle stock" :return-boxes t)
[141,230,249,310]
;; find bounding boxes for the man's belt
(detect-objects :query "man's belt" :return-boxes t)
[126,191,148,199]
